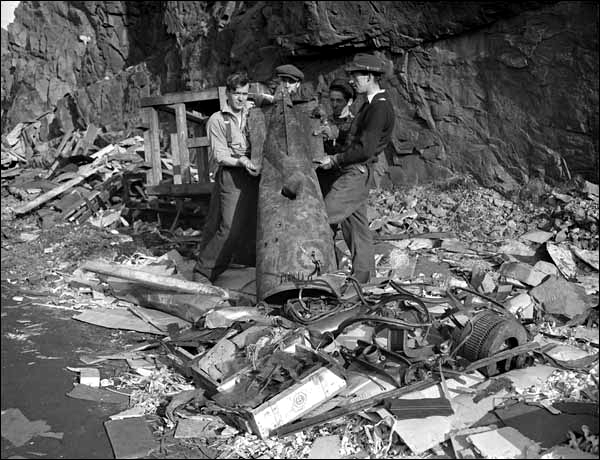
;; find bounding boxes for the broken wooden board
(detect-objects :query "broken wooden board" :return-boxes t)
[13,160,107,215]
[71,124,99,157]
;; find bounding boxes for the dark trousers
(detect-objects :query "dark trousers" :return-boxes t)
[323,164,374,283]
[195,167,258,281]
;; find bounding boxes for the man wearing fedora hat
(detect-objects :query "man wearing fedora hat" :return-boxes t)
[317,53,395,284]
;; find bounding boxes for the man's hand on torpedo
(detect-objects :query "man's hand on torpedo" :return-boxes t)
[314,156,337,170]
[239,156,260,176]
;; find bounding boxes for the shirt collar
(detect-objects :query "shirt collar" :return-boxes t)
[338,102,354,120]
[222,102,247,118]
[367,89,385,104]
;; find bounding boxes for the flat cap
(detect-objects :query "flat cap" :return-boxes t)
[275,64,304,82]
[345,53,386,74]
[329,78,355,100]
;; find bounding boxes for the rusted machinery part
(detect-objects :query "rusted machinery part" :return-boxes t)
[456,311,530,377]
[459,311,507,362]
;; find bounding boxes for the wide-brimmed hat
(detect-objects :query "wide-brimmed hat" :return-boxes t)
[329,78,355,100]
[275,64,304,82]
[345,53,386,74]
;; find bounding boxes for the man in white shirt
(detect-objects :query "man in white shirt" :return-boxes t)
[195,71,259,282]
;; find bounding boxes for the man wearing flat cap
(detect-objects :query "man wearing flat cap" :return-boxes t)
[317,53,395,284]
[275,64,304,86]
[256,64,306,106]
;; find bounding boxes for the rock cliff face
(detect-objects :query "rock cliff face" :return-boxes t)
[2,1,598,189]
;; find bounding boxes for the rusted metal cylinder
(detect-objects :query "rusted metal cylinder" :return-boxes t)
[256,85,336,302]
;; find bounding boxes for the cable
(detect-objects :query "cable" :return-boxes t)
[332,315,433,340]
[449,320,473,359]
[344,276,375,308]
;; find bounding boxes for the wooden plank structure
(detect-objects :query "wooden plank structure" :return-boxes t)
[139,87,228,197]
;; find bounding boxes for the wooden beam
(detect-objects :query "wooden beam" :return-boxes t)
[140,89,219,107]
[81,260,230,298]
[187,137,209,148]
[170,133,182,185]
[145,107,162,186]
[142,130,153,185]
[145,182,213,197]
[56,130,73,156]
[174,103,191,184]
[198,146,210,183]
[155,105,205,125]
[14,162,106,215]
[218,86,228,112]
[71,124,99,157]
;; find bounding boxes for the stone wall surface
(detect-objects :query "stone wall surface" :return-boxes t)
[1,1,598,189]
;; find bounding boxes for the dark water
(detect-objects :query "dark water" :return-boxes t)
[1,283,123,459]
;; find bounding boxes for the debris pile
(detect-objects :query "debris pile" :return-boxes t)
[57,204,599,457]
[1,120,210,234]
[2,131,598,458]
[368,176,599,250]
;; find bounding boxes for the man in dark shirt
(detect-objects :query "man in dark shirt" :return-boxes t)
[317,53,395,284]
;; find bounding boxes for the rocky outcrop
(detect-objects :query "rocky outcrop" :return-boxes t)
[2,1,598,189]
[1,1,178,137]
